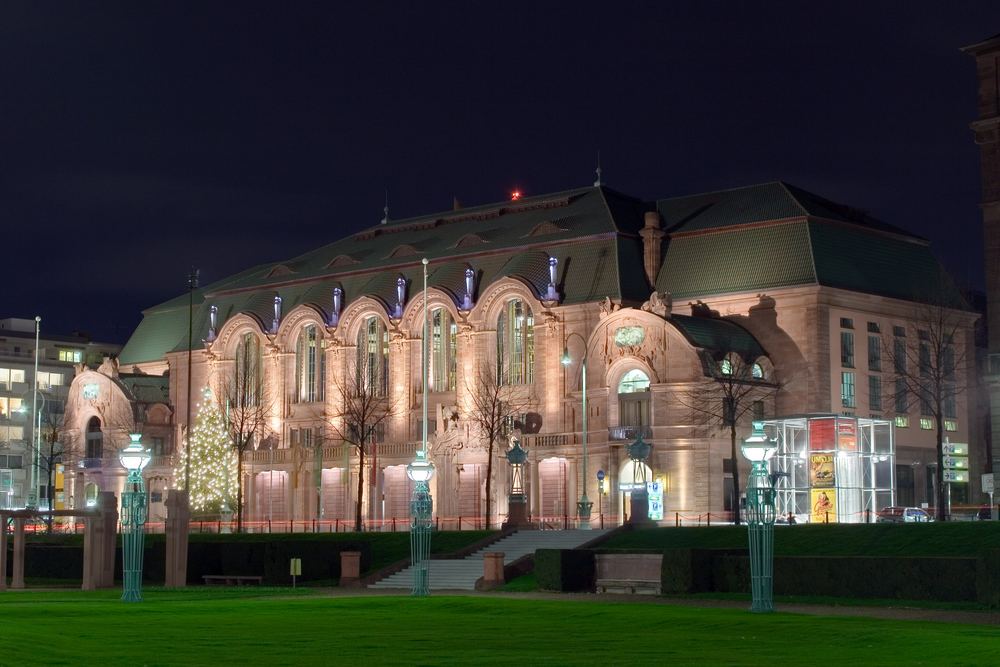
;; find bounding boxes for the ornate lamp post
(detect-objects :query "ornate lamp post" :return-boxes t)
[119,433,151,602]
[626,433,652,523]
[407,451,435,596]
[408,257,435,596]
[560,333,592,528]
[504,439,528,528]
[742,420,777,613]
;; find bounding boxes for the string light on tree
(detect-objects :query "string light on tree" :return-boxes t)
[174,387,237,515]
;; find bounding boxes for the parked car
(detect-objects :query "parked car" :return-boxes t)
[876,506,932,523]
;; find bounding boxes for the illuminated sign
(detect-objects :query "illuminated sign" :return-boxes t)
[943,442,968,456]
[647,480,663,521]
[809,454,835,488]
[943,456,968,470]
[944,470,969,483]
[810,488,837,523]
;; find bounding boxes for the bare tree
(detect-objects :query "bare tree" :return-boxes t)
[219,340,273,533]
[327,346,397,532]
[32,392,63,532]
[465,359,534,530]
[884,296,972,521]
[677,354,778,526]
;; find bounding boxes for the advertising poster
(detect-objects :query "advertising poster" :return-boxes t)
[809,454,835,487]
[810,488,837,523]
[647,480,664,521]
[837,418,858,451]
[809,418,836,450]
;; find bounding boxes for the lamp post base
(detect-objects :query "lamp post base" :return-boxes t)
[629,491,651,525]
[576,497,593,530]
[503,496,531,530]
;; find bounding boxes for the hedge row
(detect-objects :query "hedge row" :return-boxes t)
[7,540,372,585]
[537,547,1000,606]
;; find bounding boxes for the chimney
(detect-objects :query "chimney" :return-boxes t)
[639,211,665,288]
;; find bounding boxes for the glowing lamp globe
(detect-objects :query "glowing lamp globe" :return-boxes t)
[406,450,435,483]
[741,421,776,463]
[560,348,572,366]
[119,433,152,473]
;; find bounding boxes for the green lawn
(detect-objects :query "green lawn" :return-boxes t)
[0,589,996,665]
[601,522,1000,556]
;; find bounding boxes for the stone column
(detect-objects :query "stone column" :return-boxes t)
[0,513,7,590]
[11,517,25,589]
[165,489,190,587]
[98,491,118,588]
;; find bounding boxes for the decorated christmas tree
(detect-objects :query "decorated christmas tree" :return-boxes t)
[175,387,237,516]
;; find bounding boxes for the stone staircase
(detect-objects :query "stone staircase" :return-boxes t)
[369,529,610,591]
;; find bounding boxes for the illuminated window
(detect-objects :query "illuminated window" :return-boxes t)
[919,418,933,430]
[497,299,534,385]
[356,316,389,397]
[841,372,855,408]
[235,332,262,407]
[751,362,764,379]
[944,419,957,432]
[58,349,82,363]
[720,358,733,376]
[894,415,909,428]
[36,371,63,389]
[430,308,457,392]
[295,325,323,403]
[617,369,650,394]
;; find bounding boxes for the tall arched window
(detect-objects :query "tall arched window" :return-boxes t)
[617,369,651,431]
[235,332,262,407]
[85,416,103,460]
[357,316,389,397]
[295,324,324,402]
[497,298,534,385]
[430,308,457,392]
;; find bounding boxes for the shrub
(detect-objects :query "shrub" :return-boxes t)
[534,549,594,592]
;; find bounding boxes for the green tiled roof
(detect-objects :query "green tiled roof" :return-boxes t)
[117,373,170,404]
[120,186,652,364]
[670,314,766,360]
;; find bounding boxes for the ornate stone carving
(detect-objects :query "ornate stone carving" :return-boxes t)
[599,296,620,319]
[640,291,671,317]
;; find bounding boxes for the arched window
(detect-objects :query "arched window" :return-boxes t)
[357,316,389,397]
[617,369,651,394]
[295,324,324,402]
[751,362,764,379]
[497,299,534,385]
[235,332,262,407]
[85,416,103,460]
[430,308,457,392]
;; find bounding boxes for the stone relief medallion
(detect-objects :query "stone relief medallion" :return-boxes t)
[614,326,645,348]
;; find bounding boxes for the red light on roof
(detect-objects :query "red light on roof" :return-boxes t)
[510,190,522,201]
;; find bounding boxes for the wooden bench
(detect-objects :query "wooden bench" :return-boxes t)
[595,554,662,595]
[202,575,263,586]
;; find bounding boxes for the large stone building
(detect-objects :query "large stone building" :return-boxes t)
[60,181,981,526]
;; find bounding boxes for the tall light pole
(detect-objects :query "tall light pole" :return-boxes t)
[560,332,592,528]
[27,315,40,509]
[408,258,435,596]
[185,269,199,496]
[742,421,777,613]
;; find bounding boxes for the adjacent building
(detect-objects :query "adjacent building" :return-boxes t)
[59,180,981,525]
[0,318,120,509]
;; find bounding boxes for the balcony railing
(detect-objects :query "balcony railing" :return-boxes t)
[608,425,652,441]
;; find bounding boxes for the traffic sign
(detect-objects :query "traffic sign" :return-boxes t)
[943,442,968,456]
[983,473,995,495]
[943,456,969,470]
[596,469,605,481]
[944,470,969,483]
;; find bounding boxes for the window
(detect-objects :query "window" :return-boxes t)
[919,418,933,430]
[235,333,262,407]
[58,349,82,363]
[919,387,932,416]
[943,344,955,381]
[618,369,651,394]
[840,317,854,329]
[36,371,63,389]
[894,378,908,413]
[356,316,389,397]
[295,325,323,403]
[867,322,880,334]
[719,358,732,375]
[943,389,956,419]
[944,419,957,432]
[894,415,909,428]
[752,400,764,421]
[150,437,166,456]
[868,376,881,412]
[893,325,905,337]
[497,299,534,385]
[868,335,881,371]
[918,336,931,379]
[841,372,855,408]
[430,308,457,392]
[893,337,907,374]
[751,362,764,379]
[840,331,854,367]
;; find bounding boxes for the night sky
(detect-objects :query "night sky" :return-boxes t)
[2,2,999,344]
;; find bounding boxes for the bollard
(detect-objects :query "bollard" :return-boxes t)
[707,513,711,527]
[675,512,680,527]
[866,509,871,524]
[340,551,362,588]
[825,511,829,524]
[480,552,505,590]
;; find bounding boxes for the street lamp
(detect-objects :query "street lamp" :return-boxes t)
[409,257,435,596]
[741,420,777,613]
[504,439,528,528]
[626,433,652,524]
[560,332,592,529]
[119,433,151,602]
[28,315,40,509]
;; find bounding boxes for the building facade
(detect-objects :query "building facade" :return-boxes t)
[61,182,981,525]
[0,317,120,509]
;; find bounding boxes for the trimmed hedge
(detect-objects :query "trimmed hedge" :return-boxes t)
[535,549,595,592]
[660,548,739,594]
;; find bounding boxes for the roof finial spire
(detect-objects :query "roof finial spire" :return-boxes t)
[380,188,390,225]
[593,150,602,187]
